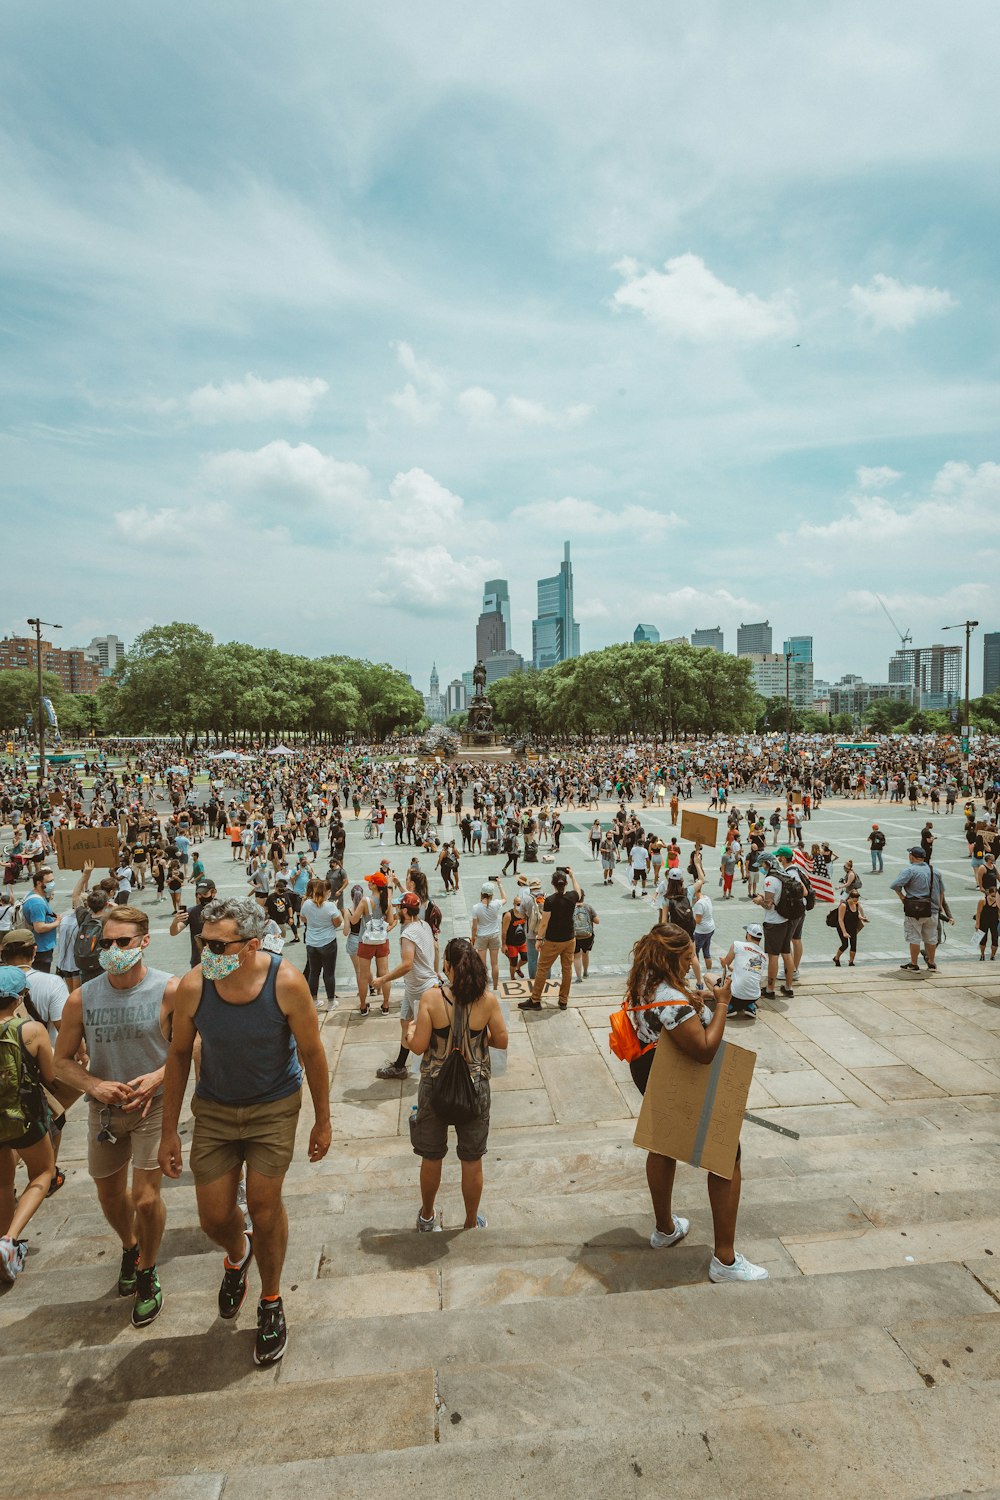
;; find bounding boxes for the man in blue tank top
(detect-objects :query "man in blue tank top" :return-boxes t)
[159,896,331,1368]
[54,904,177,1329]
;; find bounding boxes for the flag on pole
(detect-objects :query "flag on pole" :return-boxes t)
[42,697,58,729]
[792,847,835,903]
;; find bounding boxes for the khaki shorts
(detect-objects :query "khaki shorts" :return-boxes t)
[189,1088,302,1184]
[475,933,500,955]
[88,1097,164,1180]
[904,914,938,947]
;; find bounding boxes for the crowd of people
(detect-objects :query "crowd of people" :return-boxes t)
[1,730,998,1361]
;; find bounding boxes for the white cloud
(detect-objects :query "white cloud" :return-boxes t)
[511,495,678,536]
[457,386,499,425]
[458,387,592,429]
[113,501,235,545]
[389,382,442,425]
[202,440,372,510]
[856,465,902,489]
[386,468,464,527]
[639,585,766,625]
[611,253,797,341]
[185,374,328,424]
[373,545,499,613]
[848,273,957,332]
[393,341,446,395]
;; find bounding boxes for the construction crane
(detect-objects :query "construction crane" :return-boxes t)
[874,594,912,648]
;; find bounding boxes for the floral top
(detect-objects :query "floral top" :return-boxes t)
[629,983,712,1049]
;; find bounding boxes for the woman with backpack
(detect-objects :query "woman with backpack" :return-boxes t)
[572,889,600,982]
[832,889,867,967]
[623,925,767,1284]
[0,965,57,1283]
[406,939,508,1231]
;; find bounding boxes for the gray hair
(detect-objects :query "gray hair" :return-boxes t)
[202,896,266,940]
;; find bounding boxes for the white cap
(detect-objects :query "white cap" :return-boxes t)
[744,923,764,940]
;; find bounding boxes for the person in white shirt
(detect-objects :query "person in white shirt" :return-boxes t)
[692,891,716,972]
[630,841,650,897]
[717,924,765,1019]
[470,880,506,988]
[376,893,438,1081]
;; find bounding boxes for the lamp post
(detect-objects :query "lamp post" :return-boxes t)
[25,617,61,786]
[784,651,793,751]
[942,620,978,788]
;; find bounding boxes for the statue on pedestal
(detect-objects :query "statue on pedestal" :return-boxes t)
[467,659,493,734]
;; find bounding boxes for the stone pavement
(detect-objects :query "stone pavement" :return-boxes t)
[4,957,1000,1499]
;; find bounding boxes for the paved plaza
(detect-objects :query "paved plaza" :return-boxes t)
[3,792,1000,1498]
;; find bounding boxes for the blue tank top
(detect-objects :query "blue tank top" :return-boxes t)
[194,954,302,1106]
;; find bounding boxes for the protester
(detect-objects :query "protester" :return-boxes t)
[572,888,600,981]
[624,925,767,1282]
[376,892,437,1080]
[470,879,506,990]
[832,889,867,967]
[718,923,765,1018]
[520,866,582,1011]
[0,966,57,1283]
[976,887,999,960]
[891,846,954,973]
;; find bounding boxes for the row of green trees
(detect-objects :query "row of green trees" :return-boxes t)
[1,624,426,747]
[485,641,761,739]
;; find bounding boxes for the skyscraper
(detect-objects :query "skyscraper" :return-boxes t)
[482,580,512,652]
[783,636,813,664]
[984,633,1000,696]
[737,621,772,656]
[889,645,962,710]
[532,542,580,671]
[85,633,127,675]
[633,624,660,644]
[691,627,724,653]
[476,609,506,664]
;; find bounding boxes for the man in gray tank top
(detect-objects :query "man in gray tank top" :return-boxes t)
[55,905,177,1329]
[159,896,331,1368]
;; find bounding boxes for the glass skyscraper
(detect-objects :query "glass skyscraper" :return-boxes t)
[532,542,580,671]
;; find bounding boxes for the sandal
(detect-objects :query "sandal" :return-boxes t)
[558,1001,569,1010]
[47,1168,66,1198]
[380,1000,390,1014]
[359,1004,370,1015]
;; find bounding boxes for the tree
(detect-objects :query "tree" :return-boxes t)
[863,698,912,734]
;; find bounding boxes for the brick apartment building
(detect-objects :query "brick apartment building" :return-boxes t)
[0,635,103,693]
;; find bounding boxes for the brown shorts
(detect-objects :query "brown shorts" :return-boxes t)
[189,1088,302,1184]
[88,1097,164,1180]
[357,941,389,959]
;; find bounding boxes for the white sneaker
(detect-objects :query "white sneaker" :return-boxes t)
[416,1211,442,1233]
[708,1251,769,1282]
[650,1216,689,1249]
[0,1236,26,1283]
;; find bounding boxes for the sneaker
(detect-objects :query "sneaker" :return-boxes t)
[118,1242,140,1297]
[314,999,329,1013]
[761,988,777,999]
[131,1265,163,1327]
[254,1297,287,1366]
[899,962,920,971]
[744,1001,757,1018]
[650,1216,689,1249]
[219,1235,254,1320]
[416,1210,441,1233]
[708,1251,769,1283]
[780,985,794,998]
[517,999,542,1010]
[376,1062,409,1080]
[791,971,800,983]
[467,1214,488,1229]
[0,1236,26,1283]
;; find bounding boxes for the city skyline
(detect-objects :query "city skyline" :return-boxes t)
[1,5,996,696]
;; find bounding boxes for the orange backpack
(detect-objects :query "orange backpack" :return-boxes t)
[608,998,688,1064]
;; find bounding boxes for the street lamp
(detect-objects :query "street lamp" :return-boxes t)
[25,617,61,786]
[941,620,978,786]
[784,651,793,751]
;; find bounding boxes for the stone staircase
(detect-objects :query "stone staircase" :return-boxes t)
[3,964,1000,1499]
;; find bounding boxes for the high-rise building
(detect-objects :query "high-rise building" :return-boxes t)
[633,624,660,644]
[691,627,724,653]
[476,609,506,664]
[737,621,772,656]
[423,662,445,724]
[782,636,813,665]
[0,635,102,694]
[889,645,962,711]
[532,542,580,671]
[483,580,513,652]
[828,679,915,716]
[85,634,127,675]
[485,650,525,684]
[746,653,814,708]
[446,679,467,715]
[984,633,1000,696]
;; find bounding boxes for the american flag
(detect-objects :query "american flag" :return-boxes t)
[793,848,835,903]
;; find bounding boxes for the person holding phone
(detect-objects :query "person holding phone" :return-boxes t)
[520,866,582,1012]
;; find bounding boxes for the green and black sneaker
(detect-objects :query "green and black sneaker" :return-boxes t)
[118,1242,140,1297]
[131,1266,163,1328]
[218,1235,254,1320]
[253,1297,287,1367]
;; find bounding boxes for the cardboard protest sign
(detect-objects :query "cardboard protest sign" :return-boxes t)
[680,809,719,848]
[633,1035,756,1179]
[54,826,119,871]
[48,790,64,808]
[792,791,803,806]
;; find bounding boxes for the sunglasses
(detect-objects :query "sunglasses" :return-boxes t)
[201,937,250,956]
[96,935,142,950]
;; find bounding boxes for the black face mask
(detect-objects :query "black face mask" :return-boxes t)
[197,896,213,906]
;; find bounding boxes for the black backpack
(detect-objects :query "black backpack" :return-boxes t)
[429,996,481,1125]
[74,904,105,977]
[799,869,816,911]
[667,895,696,937]
[775,872,806,921]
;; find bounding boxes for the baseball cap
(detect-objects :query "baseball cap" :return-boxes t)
[400,892,421,914]
[744,923,764,940]
[0,965,29,999]
[775,845,794,860]
[195,879,216,892]
[908,846,927,859]
[365,872,388,888]
[0,928,35,953]
[480,883,496,898]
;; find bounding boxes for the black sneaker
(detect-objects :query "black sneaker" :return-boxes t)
[218,1235,254,1320]
[780,985,794,998]
[131,1265,163,1327]
[118,1243,140,1297]
[254,1297,287,1366]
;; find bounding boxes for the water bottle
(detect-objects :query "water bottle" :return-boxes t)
[408,1104,418,1146]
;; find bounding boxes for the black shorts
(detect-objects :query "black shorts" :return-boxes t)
[3,1118,48,1151]
[763,920,791,956]
[574,936,594,953]
[789,914,805,942]
[411,1077,491,1162]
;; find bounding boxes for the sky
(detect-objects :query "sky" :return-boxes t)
[2,0,998,696]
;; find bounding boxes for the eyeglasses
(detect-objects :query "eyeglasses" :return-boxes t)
[201,938,250,956]
[96,935,141,950]
[97,1107,117,1144]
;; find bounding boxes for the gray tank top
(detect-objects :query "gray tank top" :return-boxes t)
[81,966,171,1089]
